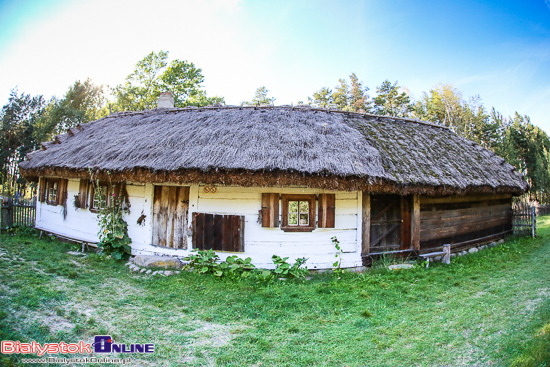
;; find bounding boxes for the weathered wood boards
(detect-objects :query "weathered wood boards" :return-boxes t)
[152,186,189,249]
[363,193,513,255]
[419,194,512,249]
[192,213,245,252]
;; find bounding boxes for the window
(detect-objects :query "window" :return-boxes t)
[89,184,110,212]
[281,194,316,232]
[47,180,58,205]
[39,177,67,206]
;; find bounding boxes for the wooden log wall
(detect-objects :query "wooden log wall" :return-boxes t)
[419,194,512,249]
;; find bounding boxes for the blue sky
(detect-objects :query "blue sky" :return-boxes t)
[1,0,549,132]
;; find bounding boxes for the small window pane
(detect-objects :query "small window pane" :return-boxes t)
[288,213,298,225]
[289,201,298,213]
[299,201,309,213]
[299,213,309,225]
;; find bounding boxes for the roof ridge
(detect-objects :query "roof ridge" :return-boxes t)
[102,105,449,129]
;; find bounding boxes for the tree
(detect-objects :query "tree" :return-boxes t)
[0,89,46,193]
[33,79,107,144]
[309,73,371,112]
[373,80,411,117]
[113,51,224,110]
[243,86,276,105]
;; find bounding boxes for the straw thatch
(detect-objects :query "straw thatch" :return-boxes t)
[19,106,528,195]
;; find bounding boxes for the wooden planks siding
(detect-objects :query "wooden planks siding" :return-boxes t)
[152,185,189,249]
[419,194,512,249]
[192,213,245,252]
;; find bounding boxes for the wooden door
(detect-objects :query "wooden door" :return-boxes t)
[152,186,189,249]
[369,194,411,253]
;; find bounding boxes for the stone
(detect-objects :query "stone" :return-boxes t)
[434,256,442,262]
[164,271,173,276]
[468,247,478,254]
[66,251,86,256]
[152,271,159,276]
[479,245,487,250]
[124,262,132,267]
[450,253,457,258]
[133,255,183,269]
[388,264,415,271]
[497,239,505,244]
[488,242,498,248]
[132,266,141,272]
[140,268,147,273]
[175,271,181,275]
[460,251,467,256]
[146,269,152,274]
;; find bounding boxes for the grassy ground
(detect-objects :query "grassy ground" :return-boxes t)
[1,219,549,367]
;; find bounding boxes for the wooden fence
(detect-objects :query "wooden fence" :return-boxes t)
[0,197,36,230]
[512,202,536,238]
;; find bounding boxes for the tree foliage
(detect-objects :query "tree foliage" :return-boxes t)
[243,86,276,105]
[373,80,411,117]
[113,51,223,110]
[309,73,371,112]
[0,90,46,193]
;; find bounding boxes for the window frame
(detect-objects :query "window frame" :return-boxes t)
[281,194,316,232]
[45,179,60,206]
[89,183,110,213]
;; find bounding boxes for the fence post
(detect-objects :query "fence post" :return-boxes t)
[442,244,451,265]
[532,205,536,238]
[6,198,13,229]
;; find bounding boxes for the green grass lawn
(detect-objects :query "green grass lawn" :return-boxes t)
[1,218,550,367]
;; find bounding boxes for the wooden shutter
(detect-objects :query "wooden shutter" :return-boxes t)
[57,179,68,206]
[78,180,89,208]
[261,193,279,227]
[192,213,245,252]
[318,194,335,228]
[39,177,46,202]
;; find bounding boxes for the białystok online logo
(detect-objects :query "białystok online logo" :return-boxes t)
[1,336,154,356]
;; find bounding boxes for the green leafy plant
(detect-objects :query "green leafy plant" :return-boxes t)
[217,255,256,278]
[272,255,309,279]
[331,236,344,274]
[91,171,132,260]
[183,249,220,274]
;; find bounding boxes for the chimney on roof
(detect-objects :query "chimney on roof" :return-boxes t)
[157,92,174,108]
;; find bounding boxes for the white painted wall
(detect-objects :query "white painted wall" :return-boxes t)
[37,178,363,269]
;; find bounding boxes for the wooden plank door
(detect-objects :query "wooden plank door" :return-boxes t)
[152,186,189,249]
[369,194,403,253]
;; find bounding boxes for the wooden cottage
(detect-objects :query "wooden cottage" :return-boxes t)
[18,105,528,269]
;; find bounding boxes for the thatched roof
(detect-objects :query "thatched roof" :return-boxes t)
[19,106,528,195]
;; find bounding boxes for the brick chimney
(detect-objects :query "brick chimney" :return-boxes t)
[157,92,174,108]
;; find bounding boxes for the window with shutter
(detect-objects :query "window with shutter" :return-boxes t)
[281,194,316,232]
[39,178,68,206]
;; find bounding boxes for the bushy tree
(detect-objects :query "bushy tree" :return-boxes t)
[0,89,46,193]
[113,51,224,110]
[373,80,411,117]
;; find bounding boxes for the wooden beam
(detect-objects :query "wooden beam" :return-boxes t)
[420,193,512,205]
[361,192,370,256]
[401,196,411,250]
[412,194,420,251]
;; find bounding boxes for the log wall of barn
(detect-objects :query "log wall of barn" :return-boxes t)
[419,194,513,250]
